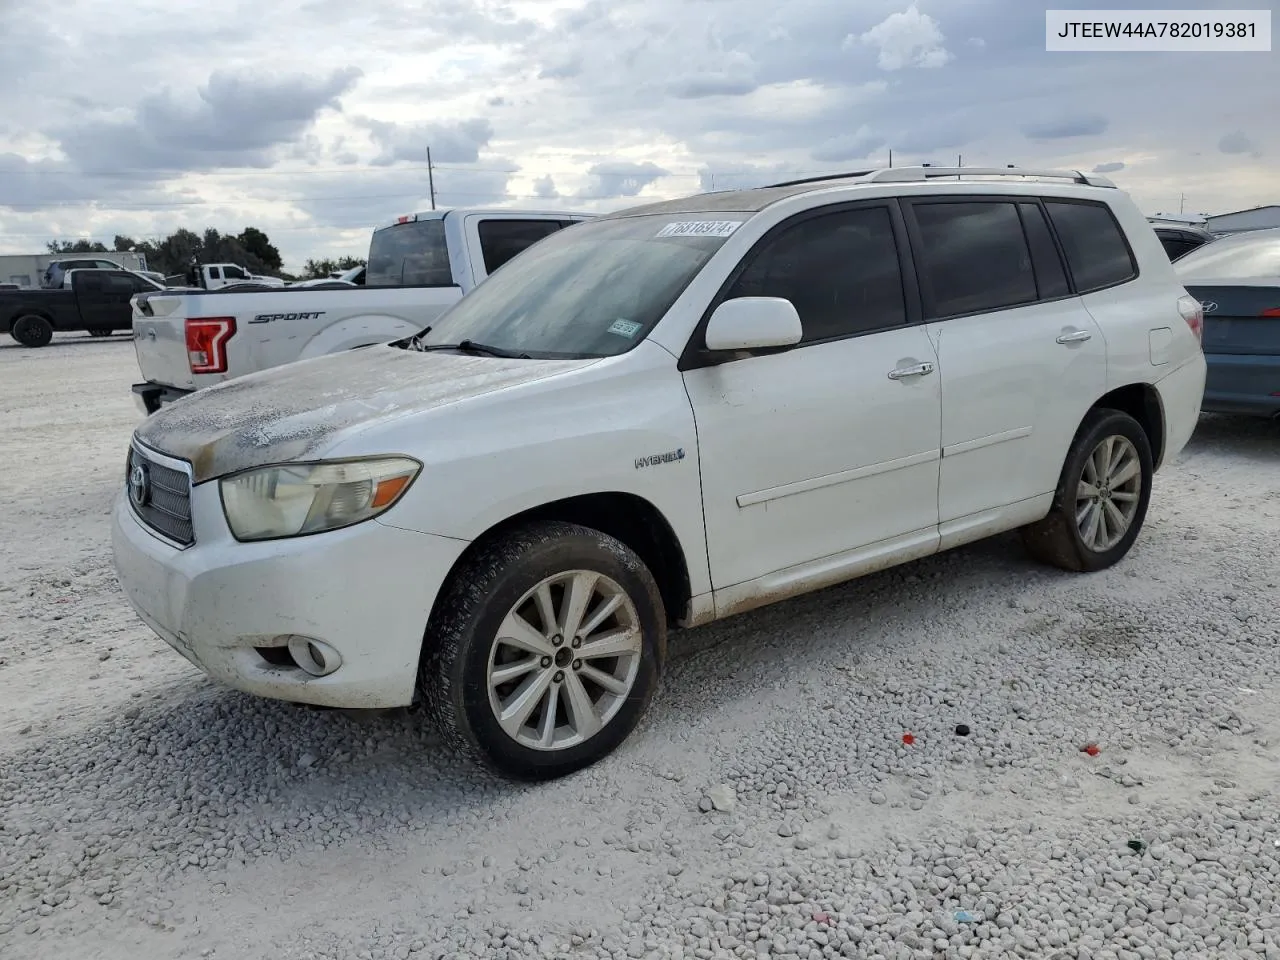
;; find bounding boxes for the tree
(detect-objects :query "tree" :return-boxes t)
[237,227,282,271]
[47,225,289,279]
[46,239,108,254]
[302,256,367,279]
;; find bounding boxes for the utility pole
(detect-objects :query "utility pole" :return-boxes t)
[1179,192,1186,215]
[888,148,893,168]
[427,147,437,211]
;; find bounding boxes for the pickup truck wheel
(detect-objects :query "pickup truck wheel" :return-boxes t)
[87,327,113,337]
[11,315,54,348]
[422,521,667,780]
[1021,408,1153,573]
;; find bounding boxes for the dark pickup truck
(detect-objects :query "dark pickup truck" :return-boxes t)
[1,269,162,347]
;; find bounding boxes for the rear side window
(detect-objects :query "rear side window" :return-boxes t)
[726,205,907,342]
[477,220,565,275]
[911,201,1037,318]
[1044,200,1137,292]
[1017,202,1071,299]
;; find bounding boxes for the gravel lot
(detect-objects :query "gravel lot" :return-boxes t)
[2,334,1278,960]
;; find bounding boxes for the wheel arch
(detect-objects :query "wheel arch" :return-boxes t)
[1090,382,1166,469]
[7,309,56,333]
[430,491,694,632]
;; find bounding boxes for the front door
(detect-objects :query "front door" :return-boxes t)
[681,202,943,591]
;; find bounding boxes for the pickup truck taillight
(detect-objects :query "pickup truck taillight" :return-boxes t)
[186,317,236,374]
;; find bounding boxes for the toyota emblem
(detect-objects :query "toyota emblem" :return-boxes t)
[128,462,150,507]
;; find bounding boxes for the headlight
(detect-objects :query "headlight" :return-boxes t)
[219,457,421,541]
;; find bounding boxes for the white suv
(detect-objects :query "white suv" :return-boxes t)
[111,166,1206,780]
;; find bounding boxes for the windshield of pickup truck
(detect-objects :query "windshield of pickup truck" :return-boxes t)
[367,219,453,286]
[411,214,745,358]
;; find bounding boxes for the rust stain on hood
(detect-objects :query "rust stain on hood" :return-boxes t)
[133,346,594,483]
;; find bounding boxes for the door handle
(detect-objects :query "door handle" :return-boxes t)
[1056,329,1092,344]
[887,361,935,381]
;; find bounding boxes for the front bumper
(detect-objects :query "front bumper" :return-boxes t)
[110,486,468,709]
[132,382,193,416]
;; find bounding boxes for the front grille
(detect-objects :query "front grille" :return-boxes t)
[126,445,194,546]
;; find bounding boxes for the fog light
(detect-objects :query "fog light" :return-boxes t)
[286,636,342,677]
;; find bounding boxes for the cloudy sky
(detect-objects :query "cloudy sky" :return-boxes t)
[0,0,1274,271]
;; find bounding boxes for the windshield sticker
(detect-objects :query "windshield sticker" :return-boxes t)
[607,318,643,338]
[654,220,741,239]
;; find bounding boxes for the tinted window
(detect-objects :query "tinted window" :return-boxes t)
[912,201,1037,318]
[223,265,247,279]
[367,218,453,287]
[477,220,565,275]
[1044,200,1136,292]
[1017,202,1070,299]
[105,275,136,295]
[726,206,906,342]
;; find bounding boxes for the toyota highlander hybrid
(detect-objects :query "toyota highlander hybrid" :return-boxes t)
[111,166,1207,780]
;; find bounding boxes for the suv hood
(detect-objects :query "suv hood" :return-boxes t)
[134,345,594,483]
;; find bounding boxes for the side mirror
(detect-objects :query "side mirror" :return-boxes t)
[704,297,803,352]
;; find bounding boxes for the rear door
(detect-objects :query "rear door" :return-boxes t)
[76,271,139,330]
[1186,282,1280,414]
[901,196,1108,540]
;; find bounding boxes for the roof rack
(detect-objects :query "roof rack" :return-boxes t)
[764,165,1117,190]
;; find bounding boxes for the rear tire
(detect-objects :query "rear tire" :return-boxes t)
[1021,408,1153,572]
[87,327,113,338]
[421,521,667,780]
[11,315,54,348]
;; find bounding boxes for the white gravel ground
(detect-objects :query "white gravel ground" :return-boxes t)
[2,333,1279,960]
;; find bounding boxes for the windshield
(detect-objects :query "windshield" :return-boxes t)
[366,218,453,287]
[413,214,744,359]
[1174,229,1280,280]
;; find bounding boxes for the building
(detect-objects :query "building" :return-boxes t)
[0,251,149,288]
[1205,205,1280,236]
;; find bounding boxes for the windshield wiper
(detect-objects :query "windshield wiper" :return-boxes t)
[417,339,532,359]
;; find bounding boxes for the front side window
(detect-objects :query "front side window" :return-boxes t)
[413,214,742,359]
[477,220,566,275]
[726,206,906,342]
[911,201,1037,318]
[223,265,247,280]
[1044,200,1137,292]
[367,218,453,287]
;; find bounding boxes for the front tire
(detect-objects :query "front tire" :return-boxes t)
[422,521,667,780]
[1021,408,1153,572]
[11,315,54,348]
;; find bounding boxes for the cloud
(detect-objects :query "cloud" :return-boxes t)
[811,128,885,163]
[53,68,363,173]
[1092,161,1126,173]
[356,117,495,166]
[850,4,953,71]
[578,161,670,199]
[532,175,559,199]
[1022,114,1109,140]
[1218,131,1260,157]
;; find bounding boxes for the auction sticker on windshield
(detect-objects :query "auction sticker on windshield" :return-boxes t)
[607,318,643,337]
[655,220,742,239]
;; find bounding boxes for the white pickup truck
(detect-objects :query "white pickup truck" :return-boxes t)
[130,208,591,413]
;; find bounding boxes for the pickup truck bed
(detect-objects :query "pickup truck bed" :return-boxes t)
[130,207,591,413]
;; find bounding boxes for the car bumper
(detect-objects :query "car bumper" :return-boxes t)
[132,382,193,416]
[1153,354,1208,466]
[110,488,468,709]
[1202,353,1280,418]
